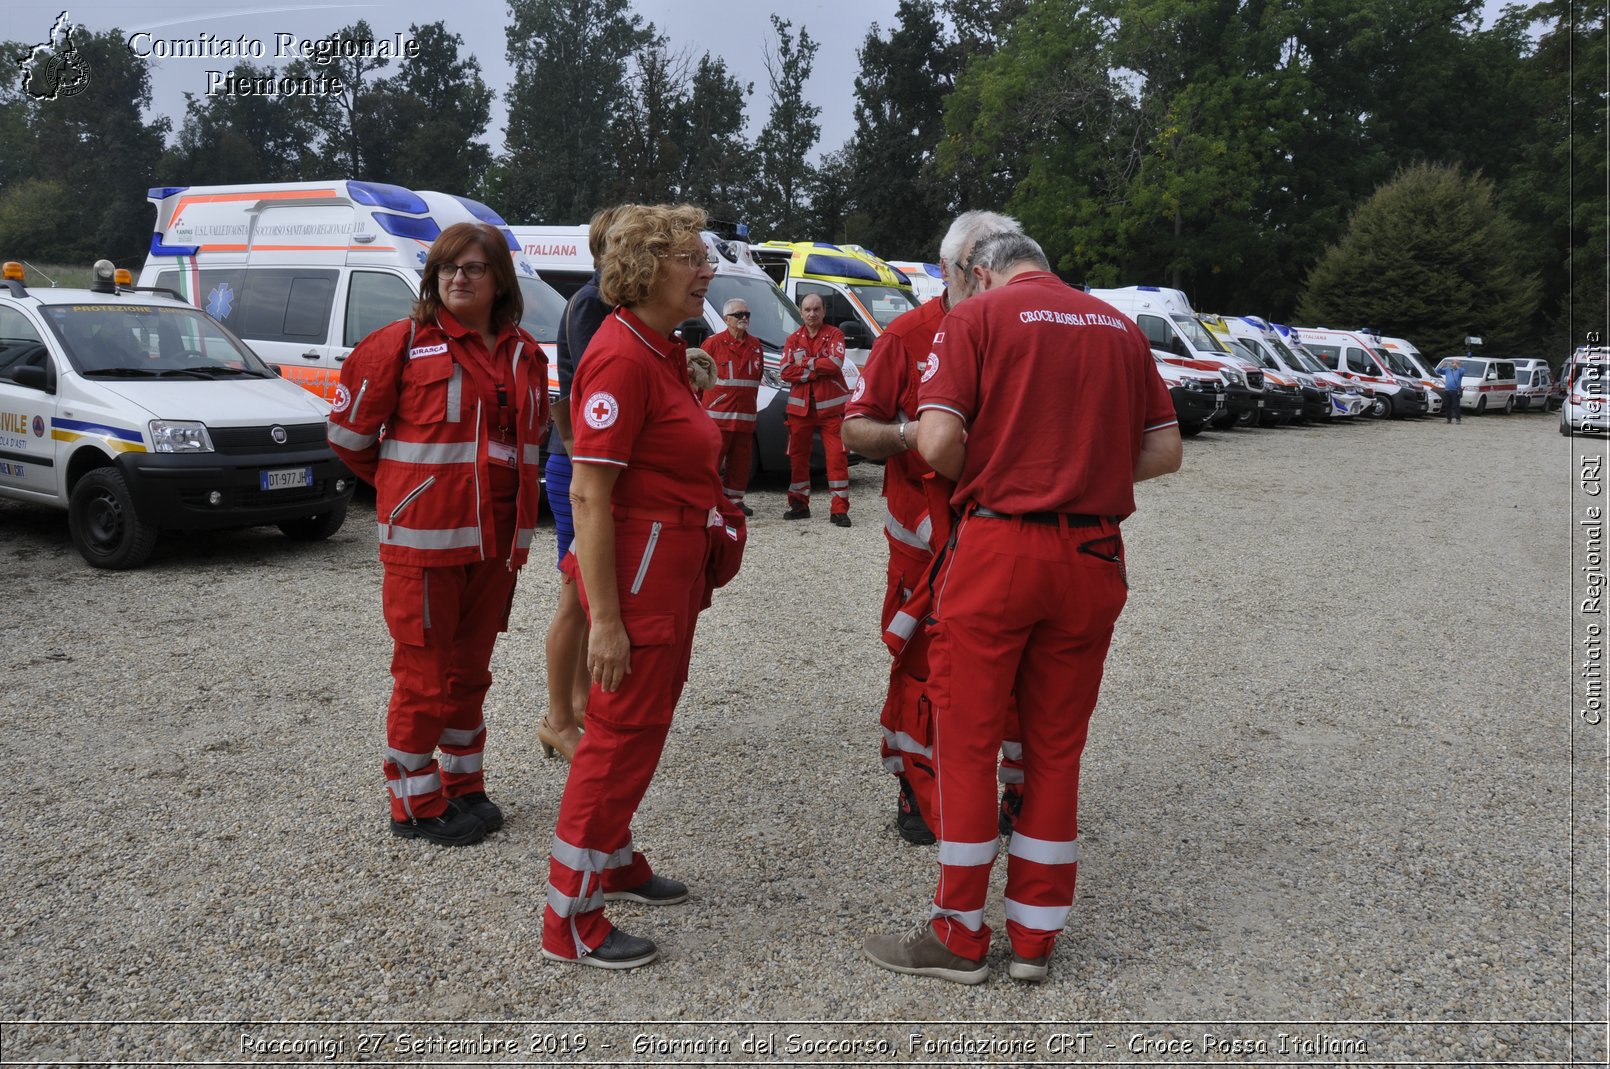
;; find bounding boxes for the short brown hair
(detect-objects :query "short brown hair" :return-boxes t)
[588,205,628,261]
[414,222,524,329]
[599,204,708,308]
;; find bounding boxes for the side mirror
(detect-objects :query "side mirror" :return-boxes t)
[10,364,52,393]
[839,320,872,350]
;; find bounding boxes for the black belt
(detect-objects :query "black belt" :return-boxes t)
[971,506,1113,527]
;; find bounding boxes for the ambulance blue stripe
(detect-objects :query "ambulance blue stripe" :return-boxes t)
[53,418,143,443]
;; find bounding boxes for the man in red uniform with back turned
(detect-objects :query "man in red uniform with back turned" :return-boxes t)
[843,210,1026,846]
[701,297,764,516]
[863,231,1182,985]
[780,292,852,526]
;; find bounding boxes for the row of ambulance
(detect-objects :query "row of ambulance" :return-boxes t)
[0,178,1587,570]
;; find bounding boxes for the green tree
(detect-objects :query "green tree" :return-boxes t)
[500,0,654,223]
[315,20,395,177]
[680,54,756,224]
[1296,162,1541,354]
[842,0,957,258]
[363,22,493,192]
[162,61,330,185]
[753,15,821,237]
[609,38,691,203]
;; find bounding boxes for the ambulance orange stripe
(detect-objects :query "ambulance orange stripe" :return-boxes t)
[169,188,342,228]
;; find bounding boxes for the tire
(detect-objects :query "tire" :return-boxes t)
[1235,408,1257,427]
[1210,411,1236,430]
[279,503,348,541]
[1503,395,1515,414]
[68,467,159,569]
[1560,417,1572,437]
[1475,395,1487,414]
[1369,395,1390,419]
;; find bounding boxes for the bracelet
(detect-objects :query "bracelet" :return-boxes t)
[897,421,910,450]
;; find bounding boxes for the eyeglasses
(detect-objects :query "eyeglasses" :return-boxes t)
[439,262,490,280]
[725,311,751,320]
[661,250,718,269]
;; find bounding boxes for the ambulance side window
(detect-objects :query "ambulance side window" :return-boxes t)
[0,307,50,384]
[1345,347,1372,374]
[1135,314,1173,351]
[797,282,857,332]
[237,269,337,344]
[345,272,417,346]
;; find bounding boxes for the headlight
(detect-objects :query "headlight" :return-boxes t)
[1222,368,1245,386]
[149,420,214,453]
[1183,380,1202,391]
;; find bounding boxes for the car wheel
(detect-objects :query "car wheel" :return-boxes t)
[1235,408,1257,426]
[1560,416,1572,437]
[68,467,159,569]
[1503,395,1515,414]
[1369,395,1390,419]
[1476,395,1487,414]
[1210,411,1236,430]
[279,503,347,541]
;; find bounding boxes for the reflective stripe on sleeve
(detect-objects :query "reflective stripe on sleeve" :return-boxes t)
[1007,832,1081,866]
[1004,897,1071,932]
[328,422,378,451]
[938,839,999,867]
[378,439,479,464]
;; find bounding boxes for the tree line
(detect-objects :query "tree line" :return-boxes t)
[0,0,1602,356]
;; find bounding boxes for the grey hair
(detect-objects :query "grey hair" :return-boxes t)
[966,231,1050,274]
[939,210,1022,269]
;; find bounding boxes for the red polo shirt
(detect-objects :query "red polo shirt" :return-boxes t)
[917,272,1175,517]
[571,307,722,511]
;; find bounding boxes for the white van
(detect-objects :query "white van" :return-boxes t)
[0,260,353,568]
[1199,314,1313,423]
[1086,286,1262,428]
[1267,322,1369,417]
[1508,358,1552,411]
[1291,327,1428,418]
[1433,356,1517,415]
[887,260,946,303]
[513,226,856,474]
[139,181,569,403]
[1375,335,1444,416]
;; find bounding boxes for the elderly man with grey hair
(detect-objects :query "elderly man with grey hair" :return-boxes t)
[701,295,765,514]
[864,228,1182,986]
[842,209,1029,850]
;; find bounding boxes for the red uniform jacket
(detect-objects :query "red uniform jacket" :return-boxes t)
[781,323,849,418]
[700,329,764,429]
[327,314,548,568]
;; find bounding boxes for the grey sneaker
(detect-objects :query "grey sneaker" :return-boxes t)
[604,874,688,905]
[542,928,659,970]
[863,924,988,985]
[1009,952,1050,982]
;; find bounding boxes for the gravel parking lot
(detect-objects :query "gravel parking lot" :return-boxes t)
[1,411,1602,1066]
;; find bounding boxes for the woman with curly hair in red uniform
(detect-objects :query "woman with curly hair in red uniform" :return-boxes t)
[327,222,547,847]
[541,203,745,970]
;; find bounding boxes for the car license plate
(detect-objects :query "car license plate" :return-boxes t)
[261,466,313,491]
[1214,396,1225,410]
[1257,399,1265,407]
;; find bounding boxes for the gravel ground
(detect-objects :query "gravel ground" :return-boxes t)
[0,410,1602,1067]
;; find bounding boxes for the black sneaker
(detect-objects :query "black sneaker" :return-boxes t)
[998,786,1023,838]
[831,513,852,528]
[449,791,504,833]
[390,807,486,846]
[737,501,753,517]
[896,778,936,845]
[542,927,659,970]
[783,505,811,520]
[604,874,689,905]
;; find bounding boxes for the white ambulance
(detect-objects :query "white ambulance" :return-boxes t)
[1290,326,1428,418]
[138,181,569,403]
[512,226,857,474]
[0,259,354,568]
[750,241,920,367]
[887,260,946,303]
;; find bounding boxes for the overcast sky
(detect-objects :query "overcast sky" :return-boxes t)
[3,0,903,158]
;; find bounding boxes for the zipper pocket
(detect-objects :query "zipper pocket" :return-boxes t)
[388,475,437,535]
[629,522,662,595]
[349,378,369,425]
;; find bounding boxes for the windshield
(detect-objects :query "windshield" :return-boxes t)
[1381,350,1420,377]
[1172,314,1228,354]
[850,284,920,329]
[45,303,273,376]
[1271,336,1317,372]
[707,273,802,350]
[1443,358,1486,377]
[1232,337,1279,368]
[1578,366,1608,394]
[517,275,567,344]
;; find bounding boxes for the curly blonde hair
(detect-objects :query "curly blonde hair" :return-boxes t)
[599,203,708,308]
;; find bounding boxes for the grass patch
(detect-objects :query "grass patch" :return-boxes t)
[11,261,95,289]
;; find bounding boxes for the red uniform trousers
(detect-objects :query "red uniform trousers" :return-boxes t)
[786,410,850,514]
[715,428,754,505]
[926,513,1128,961]
[381,558,518,821]
[542,518,712,959]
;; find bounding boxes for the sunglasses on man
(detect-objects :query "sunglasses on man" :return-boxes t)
[725,311,751,320]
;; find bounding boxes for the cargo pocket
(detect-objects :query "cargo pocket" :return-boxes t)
[382,565,430,646]
[622,611,682,722]
[396,355,458,424]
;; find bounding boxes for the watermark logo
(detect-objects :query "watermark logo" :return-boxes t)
[15,10,90,101]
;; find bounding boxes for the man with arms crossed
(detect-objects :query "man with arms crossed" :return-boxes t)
[863,232,1182,984]
[842,210,1026,846]
[701,298,764,515]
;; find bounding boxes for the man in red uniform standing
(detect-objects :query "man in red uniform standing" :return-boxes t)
[843,210,1025,846]
[863,231,1182,984]
[781,292,852,526]
[701,297,764,517]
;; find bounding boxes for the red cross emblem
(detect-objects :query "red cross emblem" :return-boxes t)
[583,391,620,429]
